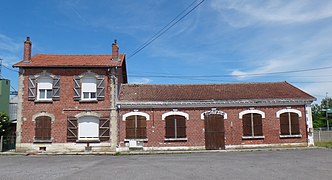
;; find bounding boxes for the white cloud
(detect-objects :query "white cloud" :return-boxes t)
[130,78,152,84]
[0,34,21,66]
[211,0,332,27]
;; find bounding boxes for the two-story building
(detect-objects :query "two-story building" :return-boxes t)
[13,37,127,152]
[13,37,315,152]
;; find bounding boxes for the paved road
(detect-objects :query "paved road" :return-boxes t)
[0,149,331,180]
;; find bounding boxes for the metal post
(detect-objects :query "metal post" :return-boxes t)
[0,136,3,152]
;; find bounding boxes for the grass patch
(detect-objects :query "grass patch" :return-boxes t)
[315,141,332,148]
[114,152,122,156]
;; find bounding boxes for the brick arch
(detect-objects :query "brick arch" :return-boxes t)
[201,111,227,120]
[32,112,55,121]
[122,111,150,121]
[276,109,302,118]
[75,112,102,119]
[162,111,189,120]
[239,109,265,119]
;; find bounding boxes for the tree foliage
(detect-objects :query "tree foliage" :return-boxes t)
[0,112,11,137]
[312,97,332,128]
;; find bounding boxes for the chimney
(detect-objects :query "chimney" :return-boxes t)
[23,37,32,62]
[112,39,119,61]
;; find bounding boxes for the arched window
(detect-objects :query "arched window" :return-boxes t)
[78,116,99,140]
[35,116,52,141]
[165,115,186,139]
[242,113,263,137]
[279,112,300,135]
[125,115,147,139]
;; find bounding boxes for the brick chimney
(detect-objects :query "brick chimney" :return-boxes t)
[112,39,119,61]
[23,37,32,62]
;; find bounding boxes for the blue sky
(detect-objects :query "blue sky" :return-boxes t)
[1,0,332,102]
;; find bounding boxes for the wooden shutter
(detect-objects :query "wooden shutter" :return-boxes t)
[52,75,60,101]
[280,113,289,135]
[97,75,105,101]
[28,76,36,101]
[73,76,81,101]
[290,113,300,135]
[35,116,51,140]
[99,118,110,141]
[126,116,136,139]
[165,116,175,138]
[176,116,186,138]
[136,116,147,139]
[242,114,252,136]
[67,117,78,142]
[253,113,263,136]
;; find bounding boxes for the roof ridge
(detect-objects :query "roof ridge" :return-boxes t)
[124,82,286,86]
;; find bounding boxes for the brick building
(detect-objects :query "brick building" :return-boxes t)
[13,37,315,152]
[117,83,315,151]
[13,37,127,152]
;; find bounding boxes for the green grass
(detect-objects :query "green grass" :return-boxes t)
[315,141,332,148]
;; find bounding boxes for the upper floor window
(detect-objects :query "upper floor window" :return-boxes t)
[28,72,60,101]
[81,77,97,100]
[73,71,105,101]
[37,77,53,100]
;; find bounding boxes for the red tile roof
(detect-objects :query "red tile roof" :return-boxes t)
[13,54,125,67]
[119,82,315,101]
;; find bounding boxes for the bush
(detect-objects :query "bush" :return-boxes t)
[0,112,11,137]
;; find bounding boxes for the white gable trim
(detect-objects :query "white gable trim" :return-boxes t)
[200,111,228,120]
[122,112,150,121]
[162,111,189,120]
[276,109,302,118]
[239,109,265,119]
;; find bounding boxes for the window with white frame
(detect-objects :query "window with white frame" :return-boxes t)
[37,77,53,100]
[78,116,99,140]
[81,77,97,100]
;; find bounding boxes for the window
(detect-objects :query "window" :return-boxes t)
[81,77,97,100]
[280,112,300,135]
[242,113,263,137]
[165,115,186,139]
[78,116,99,140]
[35,116,52,141]
[125,115,147,139]
[37,77,53,100]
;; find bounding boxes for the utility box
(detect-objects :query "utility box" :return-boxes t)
[0,79,10,115]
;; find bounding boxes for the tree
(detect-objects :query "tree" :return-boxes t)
[0,112,11,137]
[312,97,332,128]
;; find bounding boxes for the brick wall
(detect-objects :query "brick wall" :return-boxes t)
[119,105,307,148]
[20,68,112,143]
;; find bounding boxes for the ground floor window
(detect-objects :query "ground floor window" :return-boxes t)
[165,115,186,139]
[126,115,147,139]
[78,116,99,140]
[280,112,300,135]
[35,116,52,141]
[242,113,263,137]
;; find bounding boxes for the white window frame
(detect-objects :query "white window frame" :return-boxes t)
[78,116,99,141]
[81,77,97,101]
[37,76,53,101]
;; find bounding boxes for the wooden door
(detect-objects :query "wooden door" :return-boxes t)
[35,116,51,140]
[204,114,225,150]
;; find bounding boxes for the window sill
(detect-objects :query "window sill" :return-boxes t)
[79,100,98,103]
[34,100,53,103]
[124,138,148,142]
[33,139,52,143]
[76,138,100,143]
[242,136,265,140]
[279,134,302,138]
[164,138,188,142]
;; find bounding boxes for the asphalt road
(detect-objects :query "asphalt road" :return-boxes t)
[0,149,331,180]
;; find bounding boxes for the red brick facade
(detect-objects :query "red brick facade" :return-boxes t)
[119,105,308,149]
